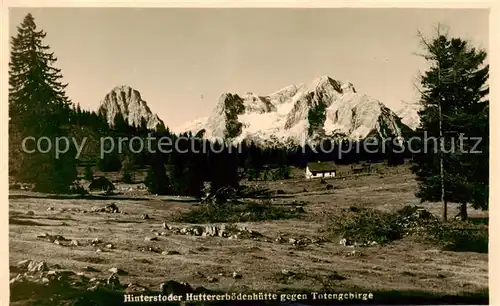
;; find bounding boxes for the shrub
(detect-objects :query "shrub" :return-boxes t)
[325,205,488,252]
[174,199,303,223]
[69,184,88,195]
[325,207,404,244]
[89,177,115,192]
[425,221,488,253]
[122,170,133,184]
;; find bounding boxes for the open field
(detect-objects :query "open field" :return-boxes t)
[9,163,488,305]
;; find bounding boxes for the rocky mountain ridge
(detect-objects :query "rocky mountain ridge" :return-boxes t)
[98,85,165,130]
[175,76,412,146]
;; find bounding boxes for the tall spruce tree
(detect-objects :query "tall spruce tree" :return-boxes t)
[145,152,171,195]
[9,13,77,193]
[121,155,134,184]
[275,148,290,180]
[411,26,489,220]
[208,142,239,193]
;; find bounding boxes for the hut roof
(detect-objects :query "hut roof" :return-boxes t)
[307,161,337,172]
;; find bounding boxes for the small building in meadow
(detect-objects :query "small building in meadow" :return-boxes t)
[305,161,337,179]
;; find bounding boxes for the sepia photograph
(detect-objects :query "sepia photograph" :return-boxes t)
[6,4,493,305]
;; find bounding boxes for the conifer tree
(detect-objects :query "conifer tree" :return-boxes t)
[121,155,134,184]
[145,152,171,195]
[9,13,77,192]
[275,149,290,179]
[84,165,94,181]
[208,142,239,192]
[411,26,489,220]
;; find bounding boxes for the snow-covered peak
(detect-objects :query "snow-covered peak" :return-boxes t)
[176,76,410,147]
[396,102,421,130]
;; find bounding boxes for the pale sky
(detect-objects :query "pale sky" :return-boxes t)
[9,8,489,128]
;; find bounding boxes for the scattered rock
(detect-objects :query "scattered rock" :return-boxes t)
[347,250,361,257]
[53,235,69,241]
[105,244,114,249]
[125,283,148,294]
[70,240,79,246]
[46,270,57,277]
[17,259,31,269]
[108,267,127,275]
[47,207,54,211]
[162,222,172,230]
[142,214,151,220]
[160,280,193,295]
[232,271,242,279]
[203,225,218,237]
[339,238,354,246]
[87,284,101,291]
[10,274,24,284]
[27,261,48,273]
[145,237,158,242]
[85,266,100,272]
[288,238,297,244]
[26,210,35,216]
[162,250,181,255]
[96,249,102,253]
[206,276,218,283]
[91,203,120,213]
[281,269,292,276]
[164,223,262,240]
[53,240,61,245]
[218,224,227,237]
[293,206,306,213]
[107,273,120,288]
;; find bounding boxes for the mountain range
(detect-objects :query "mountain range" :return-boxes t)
[174,76,413,146]
[97,77,420,147]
